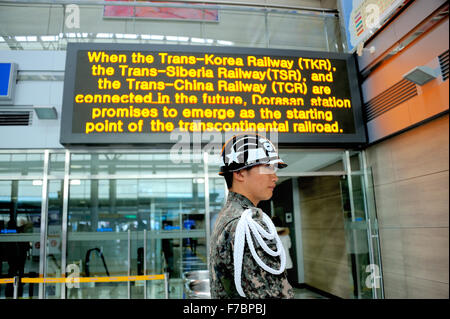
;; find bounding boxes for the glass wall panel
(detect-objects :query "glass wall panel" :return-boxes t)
[208,177,226,237]
[203,10,267,48]
[0,180,41,299]
[70,153,204,177]
[339,151,384,299]
[341,151,383,299]
[267,12,329,51]
[49,153,66,177]
[0,153,44,177]
[0,4,63,50]
[0,2,341,52]
[67,179,129,298]
[340,174,371,299]
[66,174,207,299]
[325,15,345,53]
[278,149,345,174]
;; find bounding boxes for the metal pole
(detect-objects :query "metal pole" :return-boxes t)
[38,150,50,299]
[292,178,305,284]
[143,229,147,299]
[61,150,70,299]
[359,151,377,299]
[324,16,330,52]
[13,276,19,299]
[265,9,269,48]
[164,272,169,299]
[343,150,361,298]
[179,201,183,277]
[128,229,131,299]
[361,150,384,298]
[203,152,211,268]
[343,151,356,221]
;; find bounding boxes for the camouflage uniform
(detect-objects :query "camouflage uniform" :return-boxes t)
[209,191,294,299]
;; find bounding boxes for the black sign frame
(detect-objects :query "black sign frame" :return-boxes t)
[60,42,366,147]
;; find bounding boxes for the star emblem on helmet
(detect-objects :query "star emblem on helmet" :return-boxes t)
[226,148,243,164]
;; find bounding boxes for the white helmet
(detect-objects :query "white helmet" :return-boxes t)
[219,133,287,175]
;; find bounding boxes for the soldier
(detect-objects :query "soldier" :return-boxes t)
[209,133,294,299]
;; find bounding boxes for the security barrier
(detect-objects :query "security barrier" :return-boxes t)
[0,274,168,299]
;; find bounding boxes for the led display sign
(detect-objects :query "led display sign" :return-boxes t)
[60,43,366,146]
[0,63,17,104]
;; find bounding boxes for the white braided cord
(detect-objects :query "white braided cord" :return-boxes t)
[233,209,286,297]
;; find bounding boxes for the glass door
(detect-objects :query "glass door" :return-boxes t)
[341,151,384,299]
[0,180,42,299]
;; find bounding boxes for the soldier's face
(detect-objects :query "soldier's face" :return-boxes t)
[242,164,279,204]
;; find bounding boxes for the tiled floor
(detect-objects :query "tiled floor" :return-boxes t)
[293,287,329,299]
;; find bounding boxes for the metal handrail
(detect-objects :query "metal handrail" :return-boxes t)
[84,248,110,277]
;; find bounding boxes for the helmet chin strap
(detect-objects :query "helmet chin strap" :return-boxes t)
[233,209,286,298]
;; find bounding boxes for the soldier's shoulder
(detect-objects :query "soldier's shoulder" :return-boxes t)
[213,203,247,239]
[220,199,247,220]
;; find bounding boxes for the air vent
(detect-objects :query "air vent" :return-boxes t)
[364,78,418,122]
[438,50,449,81]
[0,111,32,126]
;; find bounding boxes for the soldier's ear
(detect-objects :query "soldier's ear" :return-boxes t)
[233,170,246,183]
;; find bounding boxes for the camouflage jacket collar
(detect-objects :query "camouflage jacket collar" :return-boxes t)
[227,191,256,209]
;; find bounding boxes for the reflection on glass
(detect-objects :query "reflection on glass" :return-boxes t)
[340,175,372,299]
[0,3,341,53]
[208,178,226,237]
[267,13,332,51]
[0,180,41,299]
[279,150,345,173]
[49,153,66,176]
[70,153,204,177]
[66,177,207,299]
[363,165,384,298]
[0,153,44,176]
